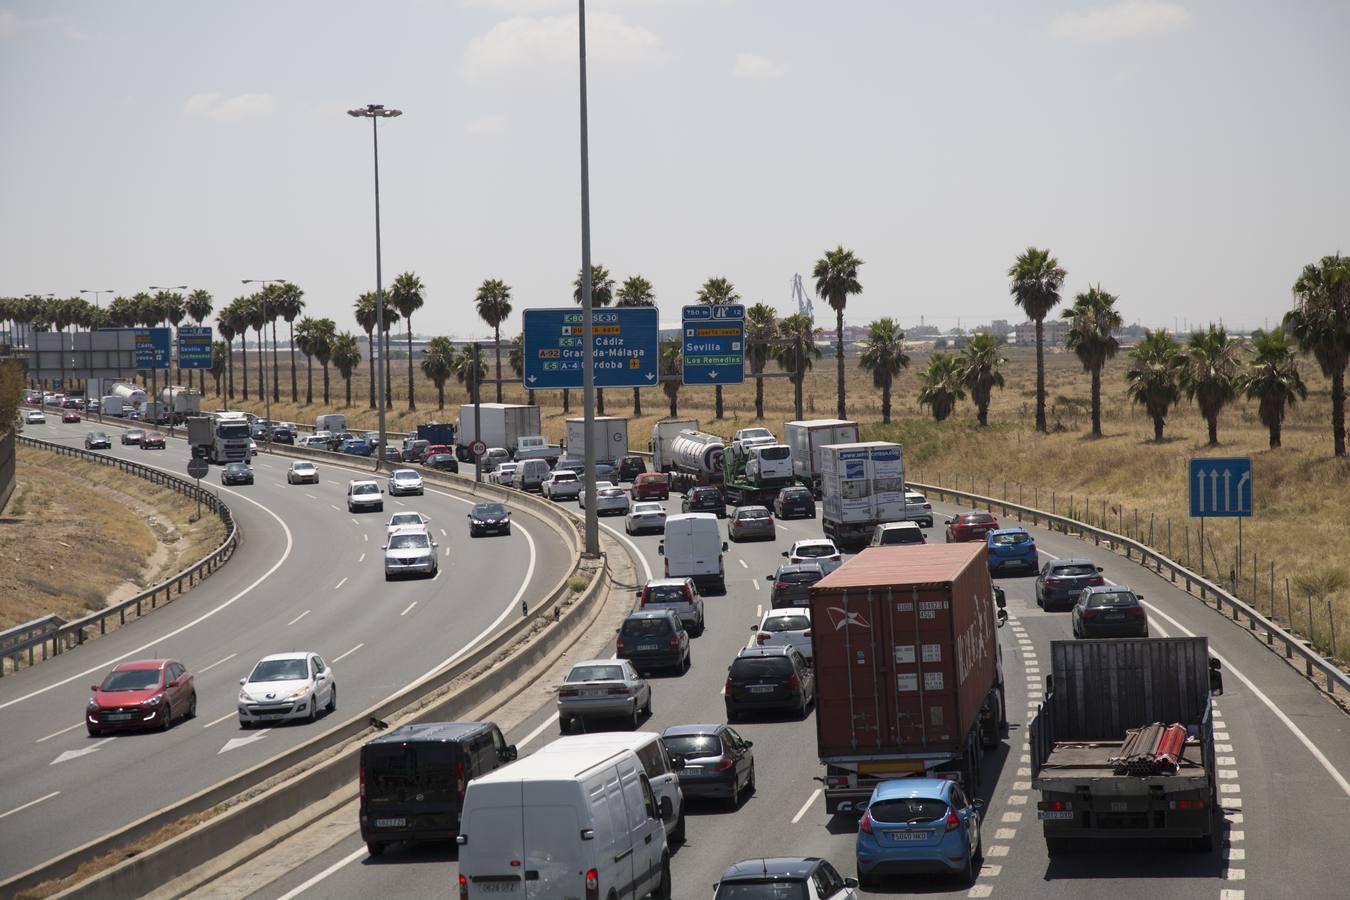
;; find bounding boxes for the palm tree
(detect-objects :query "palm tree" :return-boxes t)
[917,353,967,422]
[858,317,910,424]
[1125,329,1184,442]
[210,340,228,397]
[454,344,488,404]
[508,334,532,406]
[353,292,379,410]
[379,302,401,410]
[310,318,337,406]
[660,338,682,416]
[696,276,741,418]
[573,265,615,414]
[745,303,778,420]
[960,333,1007,427]
[1180,324,1241,446]
[242,293,268,403]
[185,289,213,395]
[1286,253,1350,457]
[294,316,321,405]
[1008,246,1067,433]
[272,282,305,403]
[422,336,457,410]
[388,272,425,410]
[331,332,362,407]
[1239,327,1307,449]
[474,279,513,404]
[616,274,656,415]
[159,290,185,388]
[1061,286,1123,437]
[813,246,864,419]
[217,305,238,401]
[776,313,821,421]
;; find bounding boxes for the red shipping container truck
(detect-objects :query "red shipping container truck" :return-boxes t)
[810,543,1009,814]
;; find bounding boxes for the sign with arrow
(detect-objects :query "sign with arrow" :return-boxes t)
[522,307,659,389]
[1188,456,1252,518]
[681,304,745,386]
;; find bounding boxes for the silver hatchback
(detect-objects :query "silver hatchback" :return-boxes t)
[383,528,439,580]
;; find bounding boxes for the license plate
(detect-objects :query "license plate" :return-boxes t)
[1103,614,1124,621]
[887,831,930,841]
[584,688,606,697]
[749,685,775,693]
[374,818,406,828]
[480,885,520,894]
[1038,810,1074,820]
[638,644,657,651]
[106,713,132,721]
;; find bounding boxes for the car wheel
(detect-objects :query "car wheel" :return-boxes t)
[309,696,319,723]
[963,846,978,886]
[631,705,641,729]
[746,763,757,795]
[160,703,173,731]
[727,773,741,810]
[186,692,197,719]
[326,685,337,713]
[652,855,672,900]
[728,531,737,543]
[366,841,386,858]
[973,823,984,861]
[642,690,652,717]
[671,811,686,844]
[858,872,878,890]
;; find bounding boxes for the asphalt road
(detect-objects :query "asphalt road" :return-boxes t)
[245,481,1350,900]
[0,413,573,881]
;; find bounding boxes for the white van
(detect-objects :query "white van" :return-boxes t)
[314,413,347,434]
[516,457,551,492]
[660,513,727,594]
[457,746,672,899]
[534,732,686,843]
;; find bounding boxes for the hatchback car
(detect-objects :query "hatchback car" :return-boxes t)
[783,538,843,575]
[237,651,336,727]
[773,485,817,519]
[631,472,670,501]
[347,479,384,513]
[286,461,319,485]
[662,724,756,809]
[140,432,166,449]
[121,427,145,445]
[945,511,999,542]
[617,455,647,482]
[725,646,815,721]
[752,608,813,661]
[24,409,46,424]
[423,452,459,472]
[715,858,858,900]
[221,462,254,485]
[489,462,518,487]
[1072,586,1149,638]
[84,431,111,450]
[728,505,776,542]
[901,490,935,528]
[766,563,825,608]
[541,469,582,501]
[383,527,439,579]
[1035,559,1105,610]
[582,485,630,516]
[985,528,1038,574]
[855,777,983,887]
[682,485,726,518]
[61,409,81,423]
[616,608,691,675]
[87,659,196,735]
[556,659,651,732]
[636,577,705,636]
[341,438,374,456]
[625,501,668,535]
[870,522,925,547]
[386,511,429,535]
[467,501,511,537]
[388,468,424,496]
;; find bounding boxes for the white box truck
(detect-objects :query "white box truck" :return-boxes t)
[565,415,628,465]
[820,440,905,549]
[650,418,698,472]
[456,403,553,462]
[784,419,860,489]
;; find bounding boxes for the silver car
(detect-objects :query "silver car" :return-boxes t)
[383,527,439,579]
[556,659,651,732]
[902,490,935,528]
[542,469,582,501]
[582,484,629,516]
[387,468,424,496]
[625,501,668,535]
[751,608,813,661]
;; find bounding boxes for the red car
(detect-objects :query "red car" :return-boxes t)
[631,472,670,501]
[141,432,166,449]
[87,659,196,735]
[945,511,999,542]
[61,410,81,423]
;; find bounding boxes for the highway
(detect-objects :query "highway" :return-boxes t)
[243,480,1350,899]
[0,414,573,881]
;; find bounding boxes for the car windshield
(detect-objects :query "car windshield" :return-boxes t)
[692,488,718,499]
[473,503,506,518]
[389,514,422,527]
[622,617,672,636]
[794,544,835,558]
[991,532,1030,545]
[567,664,624,683]
[248,659,308,682]
[91,433,107,440]
[763,615,810,632]
[662,734,722,757]
[778,570,821,585]
[389,533,430,550]
[868,796,949,823]
[646,585,688,604]
[101,669,161,691]
[716,882,808,900]
[731,657,793,677]
[353,483,377,495]
[737,507,769,520]
[632,503,664,514]
[293,464,314,471]
[1087,591,1138,608]
[1054,563,1097,577]
[393,471,418,481]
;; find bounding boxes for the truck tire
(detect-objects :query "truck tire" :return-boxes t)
[982,693,1003,749]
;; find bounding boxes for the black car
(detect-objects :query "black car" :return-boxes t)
[467,501,511,537]
[682,485,726,518]
[1036,559,1105,610]
[1072,586,1149,638]
[221,462,254,485]
[616,609,690,676]
[424,452,459,473]
[765,563,825,608]
[84,432,111,450]
[715,858,858,900]
[773,485,816,519]
[724,646,814,721]
[617,455,647,482]
[359,721,516,858]
[249,423,269,440]
[270,426,295,444]
[661,724,756,809]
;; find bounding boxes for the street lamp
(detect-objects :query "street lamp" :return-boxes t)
[80,289,115,309]
[576,0,599,557]
[347,102,401,472]
[242,278,287,455]
[80,291,114,420]
[150,285,188,436]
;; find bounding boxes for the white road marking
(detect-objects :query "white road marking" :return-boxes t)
[756,604,763,617]
[994,828,1016,840]
[1228,847,1246,861]
[331,643,364,664]
[751,578,761,591]
[1229,829,1244,842]
[1220,891,1245,900]
[288,610,310,626]
[440,528,447,537]
[363,532,368,542]
[445,546,451,557]
[51,737,116,766]
[350,517,359,526]
[401,602,417,617]
[219,729,271,755]
[35,723,83,743]
[518,713,561,750]
[1225,868,1246,881]
[1013,781,1031,791]
[330,504,340,511]
[358,553,365,563]
[986,844,1011,856]
[203,711,237,729]
[979,864,1001,877]
[199,653,238,673]
[738,559,748,569]
[790,789,821,823]
[0,791,61,820]
[334,577,348,590]
[304,493,317,500]
[1006,795,1028,806]
[393,500,405,507]
[1000,811,1022,823]
[274,847,368,900]
[967,886,993,898]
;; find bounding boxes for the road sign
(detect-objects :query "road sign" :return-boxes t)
[1188,457,1252,517]
[103,327,171,369]
[187,458,209,480]
[522,307,659,390]
[470,440,487,458]
[681,304,745,386]
[178,326,213,370]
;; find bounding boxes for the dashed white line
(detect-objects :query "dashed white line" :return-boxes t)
[363,533,368,542]
[335,577,348,590]
[401,601,417,617]
[518,713,561,750]
[304,492,317,499]
[440,528,447,537]
[0,791,61,820]
[274,847,368,900]
[202,711,237,729]
[199,652,238,673]
[35,723,83,744]
[331,643,364,664]
[790,789,821,824]
[738,559,748,569]
[358,553,366,563]
[287,610,310,626]
[330,504,340,511]
[751,579,760,592]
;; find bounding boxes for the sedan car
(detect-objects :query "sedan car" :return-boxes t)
[945,510,999,542]
[617,609,691,675]
[985,527,1038,574]
[625,501,667,535]
[631,472,670,501]
[347,479,384,513]
[682,485,726,518]
[782,538,843,575]
[382,527,439,579]
[636,577,705,637]
[221,462,254,485]
[286,461,319,485]
[121,427,145,446]
[84,431,111,450]
[387,468,424,497]
[765,563,825,608]
[61,409,81,423]
[541,469,582,501]
[724,646,815,721]
[1072,586,1149,638]
[237,652,336,727]
[422,452,459,472]
[662,724,756,808]
[386,511,429,535]
[24,409,46,425]
[582,485,630,516]
[467,501,511,537]
[1036,559,1105,610]
[902,490,935,528]
[87,659,196,736]
[728,505,776,542]
[556,659,651,732]
[715,858,858,900]
[751,608,813,661]
[856,777,983,887]
[140,432,166,449]
[773,485,816,519]
[489,462,519,487]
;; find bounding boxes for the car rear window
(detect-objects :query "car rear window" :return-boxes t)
[599,488,624,498]
[794,544,834,558]
[868,796,949,823]
[779,570,822,585]
[645,585,688,605]
[737,507,770,519]
[364,743,462,800]
[963,513,995,524]
[639,474,667,484]
[758,446,789,460]
[662,734,722,757]
[567,664,624,682]
[1086,591,1139,608]
[730,657,793,677]
[553,472,577,482]
[781,488,810,499]
[692,487,719,499]
[991,532,1031,545]
[622,617,672,636]
[880,529,921,544]
[1054,563,1097,577]
[763,615,809,632]
[715,881,808,900]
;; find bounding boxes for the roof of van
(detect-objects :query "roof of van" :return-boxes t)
[663,512,719,524]
[472,746,634,784]
[364,721,494,747]
[534,732,662,755]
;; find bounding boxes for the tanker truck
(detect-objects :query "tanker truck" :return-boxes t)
[109,381,148,408]
[667,429,726,494]
[160,386,201,421]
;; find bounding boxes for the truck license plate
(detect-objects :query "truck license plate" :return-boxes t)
[1038,811,1074,820]
[374,818,406,828]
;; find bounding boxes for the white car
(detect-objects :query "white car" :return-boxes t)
[902,490,935,528]
[489,462,519,487]
[24,409,45,424]
[542,469,582,501]
[387,468,424,496]
[783,538,843,574]
[751,608,813,660]
[383,527,439,579]
[625,501,667,535]
[347,479,384,513]
[286,461,319,485]
[386,511,430,536]
[237,652,336,727]
[581,484,629,516]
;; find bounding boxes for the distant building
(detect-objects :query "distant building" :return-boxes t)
[986,319,1012,339]
[1014,318,1068,347]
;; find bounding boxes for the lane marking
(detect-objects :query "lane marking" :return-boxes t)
[440,528,447,537]
[790,789,820,824]
[738,559,748,569]
[400,602,417,617]
[199,653,238,673]
[358,553,366,563]
[288,610,310,626]
[330,504,340,511]
[334,577,348,590]
[363,533,368,542]
[331,643,364,664]
[350,517,359,526]
[35,723,83,744]
[304,493,317,500]
[0,791,61,820]
[751,579,760,592]
[274,847,367,900]
[203,711,237,729]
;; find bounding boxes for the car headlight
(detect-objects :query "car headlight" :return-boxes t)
[141,694,163,706]
[470,519,484,525]
[284,686,309,700]
[238,690,251,703]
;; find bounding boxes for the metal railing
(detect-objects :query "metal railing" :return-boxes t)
[3,436,238,675]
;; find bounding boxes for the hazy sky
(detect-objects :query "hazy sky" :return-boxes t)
[2,0,1346,338]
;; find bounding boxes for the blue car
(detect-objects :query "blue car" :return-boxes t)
[341,438,374,456]
[856,777,983,887]
[985,527,1038,574]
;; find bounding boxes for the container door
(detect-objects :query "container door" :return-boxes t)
[889,586,962,752]
[813,588,888,757]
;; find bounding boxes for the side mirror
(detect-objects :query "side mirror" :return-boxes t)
[503,745,518,762]
[722,542,729,552]
[1209,657,1222,671]
[431,541,438,547]
[973,798,986,811]
[657,543,664,556]
[1096,566,1104,572]
[947,516,957,525]
[766,575,775,581]
[1136,594,1144,600]
[843,877,859,889]
[658,795,673,820]
[993,586,1007,609]
[90,684,100,692]
[749,623,758,631]
[381,544,388,550]
[997,608,1008,627]
[781,550,789,558]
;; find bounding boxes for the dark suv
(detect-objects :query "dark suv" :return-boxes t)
[1036,558,1105,610]
[358,721,517,857]
[724,646,815,721]
[616,609,691,676]
[682,485,726,518]
[765,563,825,608]
[773,485,816,519]
[617,455,647,482]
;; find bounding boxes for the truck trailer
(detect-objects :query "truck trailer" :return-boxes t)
[564,416,628,466]
[820,441,907,549]
[720,442,803,506]
[811,543,1008,814]
[650,418,698,472]
[784,419,859,491]
[456,403,550,462]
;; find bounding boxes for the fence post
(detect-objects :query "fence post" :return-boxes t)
[1328,601,1337,671]
[1307,591,1315,649]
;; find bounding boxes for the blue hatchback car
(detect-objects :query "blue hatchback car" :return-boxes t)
[985,528,1038,574]
[856,777,983,887]
[341,438,374,456]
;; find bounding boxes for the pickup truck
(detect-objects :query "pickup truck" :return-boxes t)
[513,434,561,464]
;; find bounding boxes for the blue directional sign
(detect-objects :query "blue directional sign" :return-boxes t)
[681,304,745,386]
[177,326,213,369]
[1188,457,1252,518]
[98,327,171,369]
[522,307,659,390]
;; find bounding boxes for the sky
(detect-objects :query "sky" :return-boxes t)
[2,0,1347,339]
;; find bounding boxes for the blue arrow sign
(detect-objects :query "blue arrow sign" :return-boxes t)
[681,305,745,386]
[522,307,659,390]
[1188,457,1252,518]
[177,326,213,370]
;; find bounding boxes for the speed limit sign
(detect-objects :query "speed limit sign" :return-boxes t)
[470,440,487,457]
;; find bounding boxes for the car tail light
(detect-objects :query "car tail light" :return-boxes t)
[359,766,366,800]
[459,873,468,899]
[715,757,735,771]
[945,807,961,832]
[559,688,579,698]
[829,554,840,562]
[1037,800,1071,811]
[669,633,681,649]
[724,676,734,695]
[858,810,874,835]
[826,774,848,788]
[1173,799,1206,810]
[616,635,625,653]
[788,673,801,691]
[585,868,600,900]
[606,686,628,695]
[456,761,466,796]
[775,582,788,591]
[663,558,669,577]
[1128,606,1146,617]
[1083,608,1100,620]
[1046,577,1063,585]
[1089,576,1105,586]
[756,632,771,644]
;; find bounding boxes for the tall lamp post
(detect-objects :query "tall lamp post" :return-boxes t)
[243,278,287,454]
[80,289,115,310]
[577,0,599,557]
[347,102,401,473]
[149,284,187,436]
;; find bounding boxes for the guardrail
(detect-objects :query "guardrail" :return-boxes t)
[908,478,1350,698]
[3,437,238,676]
[0,615,65,670]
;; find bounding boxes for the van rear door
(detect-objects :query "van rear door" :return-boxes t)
[460,781,526,896]
[524,780,591,898]
[362,741,468,842]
